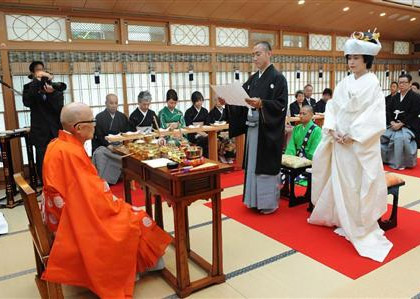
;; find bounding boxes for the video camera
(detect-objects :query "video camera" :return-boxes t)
[29,73,67,92]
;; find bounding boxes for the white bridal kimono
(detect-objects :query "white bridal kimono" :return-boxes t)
[308,72,393,262]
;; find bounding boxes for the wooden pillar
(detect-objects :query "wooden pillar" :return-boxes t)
[0,12,23,173]
[209,25,217,108]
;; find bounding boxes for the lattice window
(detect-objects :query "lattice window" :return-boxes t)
[309,34,332,51]
[282,34,307,48]
[70,22,116,41]
[127,24,166,43]
[334,69,349,87]
[170,72,210,112]
[170,24,209,46]
[216,27,249,48]
[72,73,123,111]
[13,75,71,163]
[126,73,170,114]
[336,36,349,51]
[6,14,66,42]
[216,71,250,85]
[282,70,331,112]
[250,32,276,48]
[394,41,410,55]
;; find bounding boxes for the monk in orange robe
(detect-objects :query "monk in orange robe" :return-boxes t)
[41,102,171,298]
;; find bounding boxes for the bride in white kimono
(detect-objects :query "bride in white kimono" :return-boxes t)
[308,31,393,262]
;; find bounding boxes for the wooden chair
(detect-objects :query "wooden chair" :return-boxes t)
[13,173,63,299]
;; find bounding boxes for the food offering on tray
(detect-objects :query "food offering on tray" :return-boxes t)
[125,141,206,166]
[185,146,202,160]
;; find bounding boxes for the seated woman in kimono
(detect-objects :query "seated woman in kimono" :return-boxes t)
[208,97,236,164]
[184,91,209,157]
[285,105,322,185]
[158,89,187,145]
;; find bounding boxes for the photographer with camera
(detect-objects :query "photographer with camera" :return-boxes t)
[23,61,66,184]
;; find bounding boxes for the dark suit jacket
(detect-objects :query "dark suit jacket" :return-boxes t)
[23,80,64,147]
[305,97,317,109]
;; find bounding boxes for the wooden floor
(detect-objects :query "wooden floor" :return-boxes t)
[1,152,420,298]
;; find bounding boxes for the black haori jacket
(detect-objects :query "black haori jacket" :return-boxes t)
[226,64,288,175]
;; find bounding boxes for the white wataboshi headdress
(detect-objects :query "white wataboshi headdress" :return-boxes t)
[344,29,381,56]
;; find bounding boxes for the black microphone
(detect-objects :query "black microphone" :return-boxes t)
[0,78,12,89]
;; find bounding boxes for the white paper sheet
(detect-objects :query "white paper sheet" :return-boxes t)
[142,158,173,168]
[211,82,251,108]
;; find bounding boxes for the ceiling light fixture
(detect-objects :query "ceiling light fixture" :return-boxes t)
[298,0,305,5]
[380,12,386,16]
[343,7,350,11]
[410,17,416,21]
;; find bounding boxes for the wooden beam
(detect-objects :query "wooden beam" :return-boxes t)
[0,12,23,173]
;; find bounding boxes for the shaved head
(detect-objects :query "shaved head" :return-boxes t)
[301,105,314,114]
[60,102,92,131]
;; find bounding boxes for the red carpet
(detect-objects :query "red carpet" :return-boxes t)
[206,195,420,279]
[110,170,244,206]
[384,158,420,177]
[220,170,244,188]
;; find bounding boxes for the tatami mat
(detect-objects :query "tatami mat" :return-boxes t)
[1,156,420,298]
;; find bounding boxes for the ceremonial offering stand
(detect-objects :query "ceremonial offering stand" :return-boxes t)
[122,156,232,297]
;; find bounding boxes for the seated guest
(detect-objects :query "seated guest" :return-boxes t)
[129,90,159,133]
[304,84,317,109]
[158,89,186,145]
[314,88,332,113]
[158,89,186,129]
[381,74,420,170]
[42,102,171,298]
[289,90,305,117]
[412,82,420,94]
[386,81,398,107]
[91,94,130,184]
[285,105,322,161]
[208,98,236,164]
[285,105,322,186]
[184,91,209,157]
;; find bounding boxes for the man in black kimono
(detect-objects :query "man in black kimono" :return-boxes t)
[381,74,420,169]
[129,90,159,132]
[304,84,317,109]
[314,88,332,113]
[92,94,130,184]
[23,61,66,184]
[219,41,288,214]
[385,81,398,107]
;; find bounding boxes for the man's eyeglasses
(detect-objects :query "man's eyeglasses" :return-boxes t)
[73,119,96,128]
[398,81,410,84]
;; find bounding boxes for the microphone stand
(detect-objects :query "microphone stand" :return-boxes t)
[0,78,22,96]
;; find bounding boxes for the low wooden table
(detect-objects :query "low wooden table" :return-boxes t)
[122,156,232,298]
